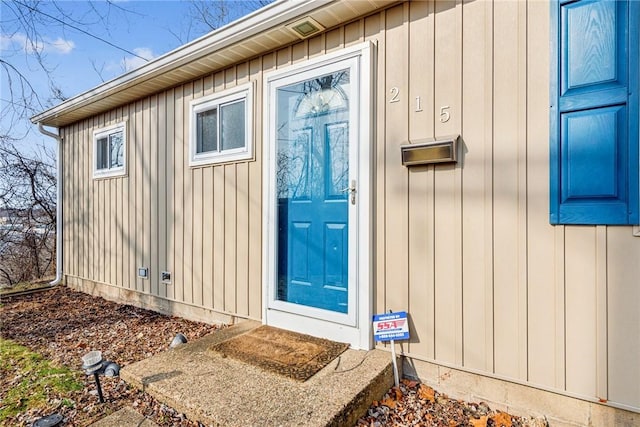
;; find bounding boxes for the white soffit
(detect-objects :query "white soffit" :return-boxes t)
[32,0,395,128]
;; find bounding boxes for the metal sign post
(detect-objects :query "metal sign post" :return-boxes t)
[372,311,409,388]
[389,338,399,387]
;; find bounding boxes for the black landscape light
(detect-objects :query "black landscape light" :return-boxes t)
[170,332,187,348]
[82,351,105,403]
[103,361,120,377]
[81,351,120,403]
[32,413,63,427]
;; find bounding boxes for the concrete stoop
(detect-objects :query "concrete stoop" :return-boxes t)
[89,406,158,427]
[120,321,395,427]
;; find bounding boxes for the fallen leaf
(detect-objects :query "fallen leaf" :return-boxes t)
[381,398,396,409]
[470,416,488,427]
[393,386,403,400]
[418,384,435,402]
[490,412,513,427]
[402,378,419,388]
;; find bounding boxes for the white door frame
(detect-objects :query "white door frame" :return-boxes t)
[262,41,374,349]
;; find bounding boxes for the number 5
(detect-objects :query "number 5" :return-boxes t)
[440,106,450,123]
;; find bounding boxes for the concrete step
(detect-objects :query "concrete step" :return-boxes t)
[89,406,158,427]
[120,321,395,426]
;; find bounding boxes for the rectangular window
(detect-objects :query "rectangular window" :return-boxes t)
[189,82,253,166]
[196,108,217,153]
[93,122,126,178]
[550,0,638,225]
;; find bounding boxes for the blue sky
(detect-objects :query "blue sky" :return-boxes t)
[0,0,265,152]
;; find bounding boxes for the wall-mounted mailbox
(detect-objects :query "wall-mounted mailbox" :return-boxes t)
[401,135,459,166]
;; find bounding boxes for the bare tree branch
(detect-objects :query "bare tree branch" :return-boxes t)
[187,1,273,33]
[0,143,56,286]
[0,1,139,145]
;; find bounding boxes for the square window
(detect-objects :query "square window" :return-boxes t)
[93,122,126,178]
[189,82,253,166]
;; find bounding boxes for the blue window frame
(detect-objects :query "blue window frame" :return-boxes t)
[550,0,639,225]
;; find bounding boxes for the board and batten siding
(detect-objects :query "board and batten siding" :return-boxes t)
[60,0,640,412]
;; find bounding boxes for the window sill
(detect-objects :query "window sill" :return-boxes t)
[189,151,252,167]
[93,169,126,180]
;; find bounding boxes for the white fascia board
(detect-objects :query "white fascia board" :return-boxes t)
[31,0,334,125]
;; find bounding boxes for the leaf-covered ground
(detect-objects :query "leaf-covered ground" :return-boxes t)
[1,286,219,426]
[356,379,546,427]
[0,339,83,421]
[1,286,546,426]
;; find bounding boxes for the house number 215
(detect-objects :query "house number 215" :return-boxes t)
[388,88,451,123]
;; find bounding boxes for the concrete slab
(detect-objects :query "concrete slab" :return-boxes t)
[89,406,158,427]
[121,321,394,427]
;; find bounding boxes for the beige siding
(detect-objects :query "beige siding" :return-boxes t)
[384,3,410,337]
[149,95,159,296]
[371,9,387,331]
[173,88,184,302]
[460,0,493,373]
[526,0,559,390]
[248,57,264,320]
[407,0,436,361]
[433,0,463,367]
[165,88,175,301]
[61,0,640,412]
[492,0,528,380]
[183,83,194,305]
[607,228,640,408]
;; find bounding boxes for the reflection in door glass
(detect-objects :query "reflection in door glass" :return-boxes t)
[275,69,351,313]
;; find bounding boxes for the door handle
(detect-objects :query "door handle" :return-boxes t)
[341,180,356,205]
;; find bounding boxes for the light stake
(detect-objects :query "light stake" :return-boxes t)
[81,351,120,403]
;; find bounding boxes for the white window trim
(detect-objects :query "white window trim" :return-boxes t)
[92,121,127,179]
[189,82,254,167]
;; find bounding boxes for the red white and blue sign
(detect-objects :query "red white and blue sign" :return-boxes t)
[373,311,410,342]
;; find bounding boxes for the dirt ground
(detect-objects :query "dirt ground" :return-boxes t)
[1,286,544,426]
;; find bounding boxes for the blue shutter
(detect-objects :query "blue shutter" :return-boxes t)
[550,0,639,225]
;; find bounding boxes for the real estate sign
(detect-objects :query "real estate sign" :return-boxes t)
[372,311,409,342]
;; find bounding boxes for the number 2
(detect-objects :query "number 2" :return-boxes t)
[389,87,400,103]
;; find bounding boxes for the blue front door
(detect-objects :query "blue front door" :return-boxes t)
[275,70,351,313]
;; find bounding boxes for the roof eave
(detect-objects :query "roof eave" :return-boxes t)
[30,0,337,127]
